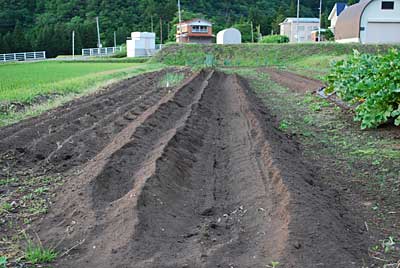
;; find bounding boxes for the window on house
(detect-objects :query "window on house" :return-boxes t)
[382,1,394,9]
[192,25,208,33]
[297,26,305,31]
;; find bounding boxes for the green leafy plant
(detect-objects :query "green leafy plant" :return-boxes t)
[1,202,13,213]
[381,236,397,253]
[270,261,280,268]
[25,238,57,264]
[0,256,7,268]
[278,120,290,131]
[260,35,289,44]
[325,49,400,129]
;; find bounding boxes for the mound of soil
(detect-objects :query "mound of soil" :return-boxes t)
[264,68,324,93]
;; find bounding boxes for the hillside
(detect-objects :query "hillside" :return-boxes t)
[0,0,346,57]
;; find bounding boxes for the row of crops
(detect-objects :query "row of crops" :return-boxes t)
[326,49,400,129]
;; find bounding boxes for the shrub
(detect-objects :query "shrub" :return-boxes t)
[325,49,400,129]
[111,45,127,58]
[259,35,289,44]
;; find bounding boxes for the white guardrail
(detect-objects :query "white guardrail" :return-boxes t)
[0,51,46,63]
[82,46,122,56]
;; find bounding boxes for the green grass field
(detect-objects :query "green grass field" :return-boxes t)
[0,60,164,126]
[0,61,154,102]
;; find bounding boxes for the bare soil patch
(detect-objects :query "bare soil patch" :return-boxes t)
[264,68,324,93]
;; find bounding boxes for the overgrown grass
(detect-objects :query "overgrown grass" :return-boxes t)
[283,54,348,79]
[154,43,399,69]
[25,239,57,264]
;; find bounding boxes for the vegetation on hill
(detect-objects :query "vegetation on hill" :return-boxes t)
[154,43,399,69]
[259,35,289,44]
[0,0,355,57]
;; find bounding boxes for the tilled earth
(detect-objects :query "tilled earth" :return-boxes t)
[1,69,370,267]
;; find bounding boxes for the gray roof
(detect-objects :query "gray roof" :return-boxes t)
[282,18,320,23]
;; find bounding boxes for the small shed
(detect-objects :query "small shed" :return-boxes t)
[335,0,400,44]
[217,28,242,44]
[127,32,156,57]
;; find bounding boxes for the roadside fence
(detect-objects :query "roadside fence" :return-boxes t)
[82,46,122,57]
[0,51,46,63]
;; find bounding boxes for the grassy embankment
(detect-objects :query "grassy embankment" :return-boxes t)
[0,60,164,126]
[154,43,399,79]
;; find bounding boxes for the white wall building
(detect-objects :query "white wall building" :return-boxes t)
[335,0,400,44]
[280,18,320,42]
[216,28,242,44]
[127,32,156,57]
[328,3,348,34]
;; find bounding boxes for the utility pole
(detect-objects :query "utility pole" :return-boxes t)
[96,16,101,48]
[151,15,154,32]
[250,21,254,43]
[178,0,182,43]
[318,0,322,42]
[72,30,75,59]
[296,0,300,43]
[114,31,117,47]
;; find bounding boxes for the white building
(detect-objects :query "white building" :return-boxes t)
[335,0,400,44]
[216,28,242,44]
[328,3,348,34]
[127,32,156,57]
[280,18,320,42]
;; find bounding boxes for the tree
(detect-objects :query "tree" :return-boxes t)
[231,22,253,43]
[13,21,30,52]
[0,0,341,57]
[2,32,13,53]
[271,9,286,35]
[289,0,296,17]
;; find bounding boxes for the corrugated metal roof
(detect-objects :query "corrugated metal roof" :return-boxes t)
[335,0,373,40]
[283,18,320,23]
[179,18,212,26]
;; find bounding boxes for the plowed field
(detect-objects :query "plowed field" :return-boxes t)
[1,69,370,268]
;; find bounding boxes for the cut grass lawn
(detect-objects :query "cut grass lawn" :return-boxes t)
[0,61,165,126]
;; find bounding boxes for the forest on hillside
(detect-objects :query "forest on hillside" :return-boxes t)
[0,0,357,57]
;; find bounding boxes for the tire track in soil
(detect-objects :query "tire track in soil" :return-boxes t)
[13,70,368,267]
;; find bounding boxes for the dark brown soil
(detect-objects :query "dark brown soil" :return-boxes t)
[264,68,325,93]
[1,70,371,267]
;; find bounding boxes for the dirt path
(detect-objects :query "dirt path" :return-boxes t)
[263,68,324,93]
[1,70,369,267]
